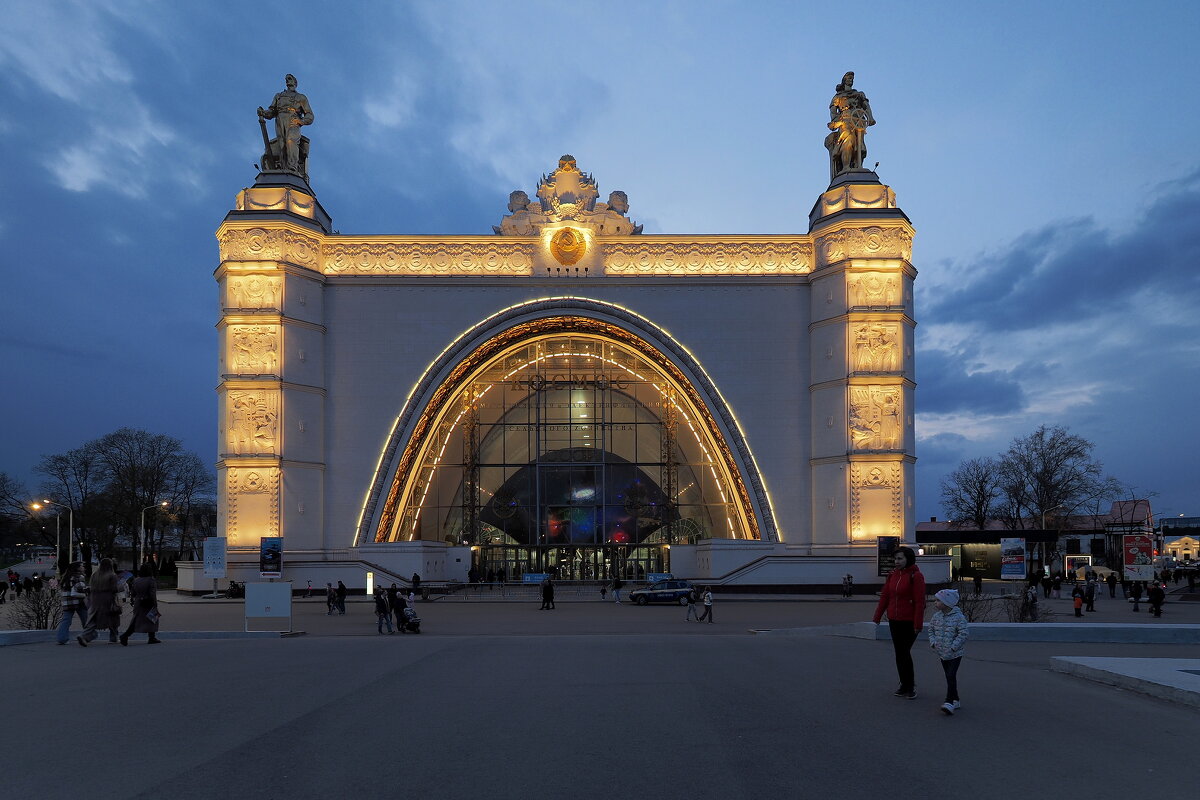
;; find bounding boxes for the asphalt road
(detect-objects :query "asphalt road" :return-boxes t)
[5,599,1198,799]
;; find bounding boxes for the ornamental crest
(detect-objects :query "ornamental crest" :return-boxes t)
[494,155,642,237]
[550,228,586,265]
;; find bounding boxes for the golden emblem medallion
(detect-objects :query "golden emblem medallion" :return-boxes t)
[550,227,586,266]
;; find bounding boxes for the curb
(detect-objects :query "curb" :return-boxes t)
[1049,657,1200,709]
[0,630,287,647]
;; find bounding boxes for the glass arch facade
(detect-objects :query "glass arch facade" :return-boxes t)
[374,320,760,580]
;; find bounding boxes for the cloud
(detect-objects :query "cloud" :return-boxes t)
[0,0,181,197]
[917,347,1025,415]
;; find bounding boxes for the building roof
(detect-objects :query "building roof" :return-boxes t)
[919,499,1155,534]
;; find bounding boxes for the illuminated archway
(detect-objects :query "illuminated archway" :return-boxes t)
[356,299,778,548]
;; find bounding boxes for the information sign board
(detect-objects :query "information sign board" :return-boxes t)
[259,537,282,578]
[1123,534,1154,581]
[203,537,227,579]
[877,536,900,577]
[1000,538,1027,580]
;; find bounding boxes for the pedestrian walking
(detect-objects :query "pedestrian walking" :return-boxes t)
[972,573,982,596]
[56,563,88,645]
[1071,585,1083,617]
[842,573,854,598]
[1106,573,1117,598]
[487,568,496,589]
[325,583,336,615]
[1148,582,1165,617]
[611,576,623,604]
[119,564,161,646]
[335,581,348,614]
[1130,581,1142,612]
[684,585,702,621]
[540,576,555,610]
[77,558,121,646]
[374,587,394,634]
[927,588,969,716]
[304,580,313,598]
[696,586,715,623]
[1084,579,1097,612]
[872,546,926,699]
[1051,573,1062,599]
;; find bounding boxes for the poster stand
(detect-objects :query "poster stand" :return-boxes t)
[244,581,293,632]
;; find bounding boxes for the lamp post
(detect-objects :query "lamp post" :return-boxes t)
[35,500,73,568]
[139,501,169,569]
[1040,504,1066,574]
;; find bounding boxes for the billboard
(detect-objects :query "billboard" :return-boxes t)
[1000,537,1026,580]
[259,536,283,578]
[1122,534,1154,581]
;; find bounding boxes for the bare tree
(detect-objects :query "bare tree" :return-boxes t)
[996,425,1121,527]
[5,587,61,630]
[939,457,1001,529]
[34,445,106,565]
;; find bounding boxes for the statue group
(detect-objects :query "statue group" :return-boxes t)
[824,71,875,182]
[258,74,314,178]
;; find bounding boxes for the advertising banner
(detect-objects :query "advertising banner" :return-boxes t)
[1123,534,1155,581]
[259,536,283,578]
[877,536,901,577]
[1000,538,1026,580]
[203,537,227,579]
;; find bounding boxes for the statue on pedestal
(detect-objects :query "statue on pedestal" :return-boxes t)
[824,71,875,182]
[258,74,314,178]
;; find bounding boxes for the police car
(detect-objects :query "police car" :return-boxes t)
[629,579,695,606]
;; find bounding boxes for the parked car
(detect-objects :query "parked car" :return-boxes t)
[630,579,694,606]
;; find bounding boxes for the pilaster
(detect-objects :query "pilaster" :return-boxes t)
[215,174,329,552]
[808,172,916,553]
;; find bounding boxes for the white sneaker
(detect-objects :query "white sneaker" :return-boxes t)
[940,702,955,715]
[951,701,961,710]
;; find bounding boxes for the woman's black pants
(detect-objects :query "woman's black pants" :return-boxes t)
[888,620,917,690]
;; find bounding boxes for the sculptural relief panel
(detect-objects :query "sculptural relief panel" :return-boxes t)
[848,272,900,307]
[603,240,812,275]
[225,275,282,310]
[226,390,279,455]
[322,241,534,275]
[818,226,911,265]
[850,322,900,372]
[849,462,903,537]
[228,325,280,374]
[219,227,320,269]
[224,467,280,544]
[849,386,902,451]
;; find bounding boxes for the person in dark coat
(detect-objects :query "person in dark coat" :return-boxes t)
[335,580,347,614]
[119,563,161,645]
[325,583,336,615]
[1106,573,1118,598]
[1147,582,1166,617]
[1084,579,1097,612]
[540,576,555,610]
[1130,581,1143,611]
[22,576,33,596]
[77,558,121,646]
[373,587,393,634]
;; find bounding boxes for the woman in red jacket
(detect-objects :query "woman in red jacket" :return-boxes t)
[872,546,926,698]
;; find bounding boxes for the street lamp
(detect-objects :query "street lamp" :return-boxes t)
[1040,505,1067,574]
[139,501,169,569]
[34,500,73,568]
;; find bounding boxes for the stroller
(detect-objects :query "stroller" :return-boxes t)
[398,606,422,634]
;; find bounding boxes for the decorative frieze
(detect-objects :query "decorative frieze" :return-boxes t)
[848,272,900,307]
[818,225,911,264]
[602,239,812,275]
[850,322,900,372]
[849,462,903,538]
[219,227,321,268]
[225,274,282,310]
[228,325,279,374]
[849,385,902,450]
[226,391,279,455]
[322,240,535,275]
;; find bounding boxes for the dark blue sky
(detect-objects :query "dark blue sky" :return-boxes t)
[2,0,1197,522]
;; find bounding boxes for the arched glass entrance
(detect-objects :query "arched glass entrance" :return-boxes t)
[373,318,762,581]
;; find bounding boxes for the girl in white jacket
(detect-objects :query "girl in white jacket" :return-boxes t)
[928,588,969,716]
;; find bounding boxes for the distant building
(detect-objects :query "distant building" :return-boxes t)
[1161,516,1200,561]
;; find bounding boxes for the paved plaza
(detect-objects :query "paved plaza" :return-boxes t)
[4,592,1199,799]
